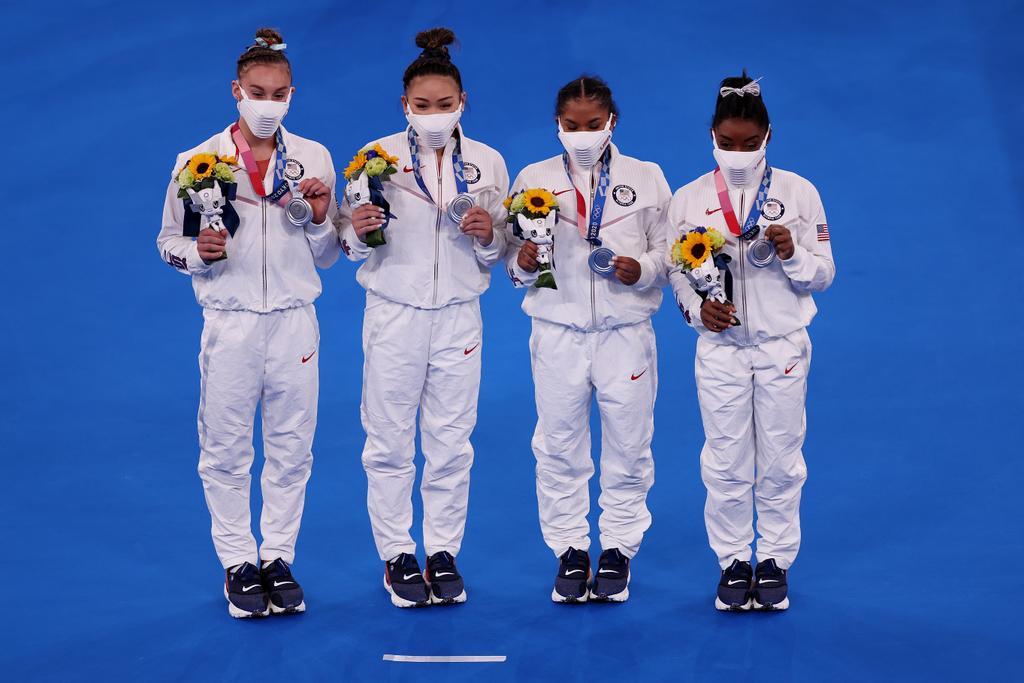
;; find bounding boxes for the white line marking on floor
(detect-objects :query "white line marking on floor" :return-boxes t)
[382,655,506,663]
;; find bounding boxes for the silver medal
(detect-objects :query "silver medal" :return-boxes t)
[588,247,617,276]
[446,192,476,224]
[748,237,777,267]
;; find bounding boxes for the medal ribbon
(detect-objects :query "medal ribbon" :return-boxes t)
[231,123,291,206]
[407,127,468,207]
[562,146,611,245]
[713,164,772,239]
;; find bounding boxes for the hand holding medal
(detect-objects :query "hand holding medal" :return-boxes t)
[763,224,794,260]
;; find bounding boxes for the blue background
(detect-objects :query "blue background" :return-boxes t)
[2,0,1022,680]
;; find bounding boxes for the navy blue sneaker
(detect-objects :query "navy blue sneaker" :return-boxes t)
[224,562,269,618]
[552,547,590,603]
[589,548,630,602]
[384,553,430,608]
[260,558,305,615]
[752,559,789,610]
[426,551,466,605]
[715,559,753,611]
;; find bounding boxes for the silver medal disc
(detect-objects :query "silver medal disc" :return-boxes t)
[286,196,313,227]
[748,238,777,267]
[446,193,476,224]
[588,247,617,276]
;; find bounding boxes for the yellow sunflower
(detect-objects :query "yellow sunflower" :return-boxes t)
[219,155,238,167]
[344,151,367,180]
[503,195,513,211]
[678,231,713,269]
[187,153,218,180]
[522,188,556,216]
[371,144,399,166]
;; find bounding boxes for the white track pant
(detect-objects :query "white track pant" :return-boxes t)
[530,318,657,559]
[695,328,811,570]
[360,293,482,561]
[197,305,319,569]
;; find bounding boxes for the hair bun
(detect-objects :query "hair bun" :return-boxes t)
[415,27,455,56]
[255,27,285,46]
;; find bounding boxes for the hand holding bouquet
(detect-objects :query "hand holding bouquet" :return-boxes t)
[176,153,239,260]
[671,226,741,327]
[506,189,559,289]
[344,144,399,248]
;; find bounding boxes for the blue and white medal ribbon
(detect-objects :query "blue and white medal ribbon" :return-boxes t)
[407,127,474,222]
[562,146,612,246]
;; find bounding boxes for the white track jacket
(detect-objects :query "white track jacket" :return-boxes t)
[335,127,508,308]
[505,144,671,331]
[668,162,835,344]
[157,125,341,312]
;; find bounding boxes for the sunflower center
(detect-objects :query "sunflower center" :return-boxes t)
[196,163,210,174]
[691,244,706,259]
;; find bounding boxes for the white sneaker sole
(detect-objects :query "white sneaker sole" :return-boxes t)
[715,596,753,611]
[428,588,467,605]
[269,600,306,615]
[224,587,270,619]
[551,587,589,604]
[753,596,789,611]
[384,576,429,608]
[589,572,630,603]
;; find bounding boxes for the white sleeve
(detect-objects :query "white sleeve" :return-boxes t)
[633,167,671,292]
[156,172,212,277]
[304,147,343,270]
[665,189,706,329]
[501,171,539,288]
[473,154,510,268]
[332,162,373,263]
[780,184,835,292]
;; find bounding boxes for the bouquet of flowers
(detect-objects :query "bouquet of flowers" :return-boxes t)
[344,144,399,248]
[670,226,740,326]
[506,189,559,289]
[175,153,239,259]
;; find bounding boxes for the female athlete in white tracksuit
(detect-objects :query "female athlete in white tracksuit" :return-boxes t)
[506,76,671,603]
[334,28,508,608]
[668,73,835,611]
[156,29,340,618]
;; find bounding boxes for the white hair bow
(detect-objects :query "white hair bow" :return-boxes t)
[720,77,763,98]
[250,37,287,51]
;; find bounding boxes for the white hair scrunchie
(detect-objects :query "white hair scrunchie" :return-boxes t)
[720,76,763,98]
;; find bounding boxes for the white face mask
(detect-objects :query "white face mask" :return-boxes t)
[712,125,770,187]
[236,83,291,139]
[406,105,463,149]
[558,115,614,168]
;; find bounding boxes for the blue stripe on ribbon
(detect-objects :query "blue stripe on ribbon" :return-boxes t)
[562,146,612,246]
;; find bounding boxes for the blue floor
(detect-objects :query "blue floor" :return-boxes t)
[3,1,1023,680]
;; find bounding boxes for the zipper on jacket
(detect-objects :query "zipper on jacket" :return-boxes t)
[262,198,268,310]
[432,157,443,307]
[738,192,751,346]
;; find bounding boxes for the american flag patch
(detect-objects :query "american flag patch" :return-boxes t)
[816,223,830,241]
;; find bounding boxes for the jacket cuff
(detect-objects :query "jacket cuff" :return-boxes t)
[780,243,809,279]
[188,241,214,275]
[634,253,659,291]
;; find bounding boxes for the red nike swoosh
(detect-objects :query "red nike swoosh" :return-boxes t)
[464,343,479,355]
[706,207,722,215]
[785,362,798,375]
[403,166,414,173]
[630,369,647,381]
[302,350,317,364]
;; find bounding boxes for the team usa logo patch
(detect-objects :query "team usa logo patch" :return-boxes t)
[463,162,481,184]
[612,184,637,207]
[761,197,785,221]
[283,158,305,181]
[816,223,830,241]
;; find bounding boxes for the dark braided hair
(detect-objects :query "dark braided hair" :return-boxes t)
[236,27,290,77]
[554,75,619,118]
[711,70,769,131]
[403,28,462,91]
